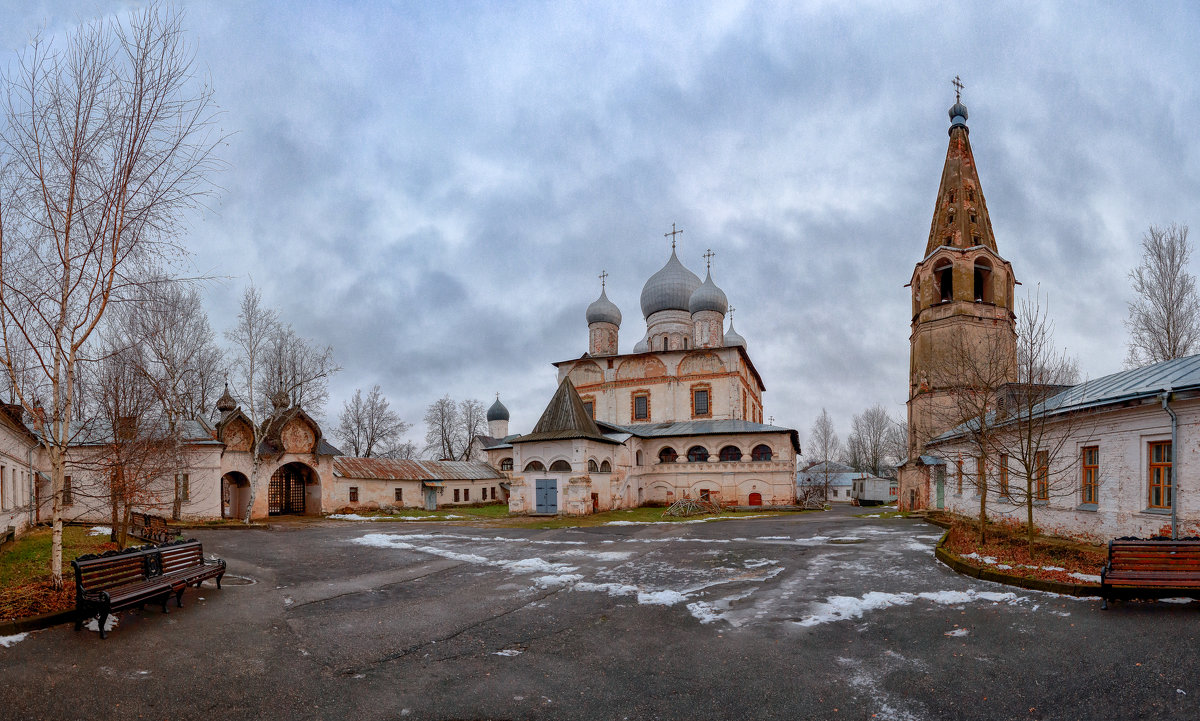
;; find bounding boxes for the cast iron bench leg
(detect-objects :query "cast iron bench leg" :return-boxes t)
[97,610,109,640]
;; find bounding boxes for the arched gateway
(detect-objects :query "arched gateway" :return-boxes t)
[268,462,317,515]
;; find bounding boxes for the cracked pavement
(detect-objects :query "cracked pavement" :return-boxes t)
[2,506,1199,720]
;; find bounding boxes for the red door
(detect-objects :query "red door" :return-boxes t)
[748,492,763,506]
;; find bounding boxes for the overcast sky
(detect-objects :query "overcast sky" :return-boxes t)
[5,1,1200,449]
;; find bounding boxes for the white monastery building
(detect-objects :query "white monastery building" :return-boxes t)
[483,238,801,515]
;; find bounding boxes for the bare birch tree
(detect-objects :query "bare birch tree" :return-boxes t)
[336,385,410,458]
[1125,223,1200,368]
[847,404,893,477]
[809,408,841,502]
[261,323,338,419]
[0,6,221,586]
[224,285,277,523]
[422,396,485,461]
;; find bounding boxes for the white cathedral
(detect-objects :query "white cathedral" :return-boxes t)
[482,237,801,515]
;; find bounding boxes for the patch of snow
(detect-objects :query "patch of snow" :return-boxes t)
[637,590,689,606]
[792,536,831,546]
[493,649,523,656]
[88,526,112,536]
[944,628,969,637]
[686,601,722,624]
[1161,597,1193,604]
[830,536,864,542]
[502,558,577,574]
[742,559,779,569]
[85,615,118,633]
[755,536,790,540]
[996,564,1012,570]
[796,589,1025,627]
[533,574,583,588]
[573,582,639,597]
[328,513,376,521]
[557,550,635,561]
[1068,572,1101,583]
[0,633,29,647]
[962,552,999,565]
[904,541,930,551]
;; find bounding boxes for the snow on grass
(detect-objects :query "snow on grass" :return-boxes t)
[796,589,1025,627]
[85,615,118,633]
[87,526,112,536]
[962,552,999,564]
[686,601,722,624]
[493,649,523,657]
[0,633,29,647]
[1068,572,1101,583]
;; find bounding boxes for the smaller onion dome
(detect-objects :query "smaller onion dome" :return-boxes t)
[487,395,510,422]
[585,288,622,327]
[632,335,649,353]
[216,384,236,414]
[949,101,968,125]
[724,320,746,348]
[271,387,290,411]
[688,270,728,315]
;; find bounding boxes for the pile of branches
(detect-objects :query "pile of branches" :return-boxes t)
[662,497,721,518]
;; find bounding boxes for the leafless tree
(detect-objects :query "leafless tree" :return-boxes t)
[378,439,419,460]
[0,6,222,586]
[79,342,182,548]
[261,323,338,419]
[336,385,410,458]
[987,291,1083,549]
[422,396,485,461]
[931,327,1015,543]
[120,277,220,517]
[847,404,893,477]
[223,285,277,522]
[884,418,907,475]
[809,408,841,503]
[1125,223,1200,368]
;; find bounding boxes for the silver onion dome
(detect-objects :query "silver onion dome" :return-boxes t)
[487,396,510,422]
[688,270,728,315]
[632,335,649,353]
[724,319,746,348]
[949,101,968,126]
[585,288,622,326]
[640,249,702,318]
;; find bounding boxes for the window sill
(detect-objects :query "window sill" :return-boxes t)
[1140,507,1172,516]
[1076,503,1098,512]
[1032,500,1048,507]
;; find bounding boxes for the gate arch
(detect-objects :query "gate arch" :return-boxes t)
[268,462,318,515]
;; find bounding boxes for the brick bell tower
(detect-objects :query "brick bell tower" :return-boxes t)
[905,83,1017,475]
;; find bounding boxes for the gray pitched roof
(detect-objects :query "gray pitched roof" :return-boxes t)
[607,419,802,453]
[513,377,618,445]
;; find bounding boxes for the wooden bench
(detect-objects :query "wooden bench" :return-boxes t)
[130,511,176,544]
[72,539,226,639]
[1100,538,1200,609]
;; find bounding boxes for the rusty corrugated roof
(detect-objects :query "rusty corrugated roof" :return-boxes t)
[333,457,503,481]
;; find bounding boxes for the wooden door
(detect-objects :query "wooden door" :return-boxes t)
[748,492,763,506]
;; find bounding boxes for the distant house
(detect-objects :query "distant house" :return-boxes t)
[796,461,855,503]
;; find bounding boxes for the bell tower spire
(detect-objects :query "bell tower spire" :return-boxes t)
[902,86,1018,499]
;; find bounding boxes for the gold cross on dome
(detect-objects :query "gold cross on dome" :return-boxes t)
[952,75,964,103]
[598,269,608,289]
[665,222,683,250]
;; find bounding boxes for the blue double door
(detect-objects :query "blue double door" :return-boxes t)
[535,479,558,514]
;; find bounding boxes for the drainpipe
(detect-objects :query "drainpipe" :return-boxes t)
[27,447,35,527]
[1161,391,1178,540]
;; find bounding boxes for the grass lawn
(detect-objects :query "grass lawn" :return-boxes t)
[0,525,120,620]
[327,504,513,522]
[942,519,1106,585]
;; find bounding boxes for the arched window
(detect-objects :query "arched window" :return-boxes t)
[719,445,742,462]
[500,458,513,471]
[934,260,953,302]
[687,446,709,462]
[658,447,678,463]
[600,460,612,473]
[973,259,993,303]
[588,459,599,473]
[636,450,643,466]
[549,460,572,472]
[523,460,545,472]
[751,444,772,461]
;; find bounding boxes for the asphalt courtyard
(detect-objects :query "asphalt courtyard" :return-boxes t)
[2,506,1199,721]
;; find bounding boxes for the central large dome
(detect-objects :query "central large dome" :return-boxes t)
[640,249,702,318]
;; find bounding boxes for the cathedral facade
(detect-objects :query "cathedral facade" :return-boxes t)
[485,241,800,515]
